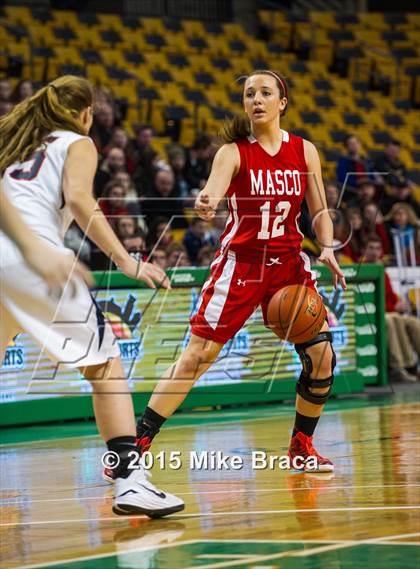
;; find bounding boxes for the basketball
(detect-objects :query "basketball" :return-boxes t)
[267,285,327,344]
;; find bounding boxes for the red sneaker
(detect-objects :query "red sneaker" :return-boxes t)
[102,435,154,484]
[288,431,334,472]
[103,466,115,483]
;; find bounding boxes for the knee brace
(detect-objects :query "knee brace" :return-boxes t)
[295,332,336,405]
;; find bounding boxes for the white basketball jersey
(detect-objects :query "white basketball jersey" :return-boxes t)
[2,130,90,247]
[1,130,120,369]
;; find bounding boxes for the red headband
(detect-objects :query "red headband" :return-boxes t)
[265,71,287,97]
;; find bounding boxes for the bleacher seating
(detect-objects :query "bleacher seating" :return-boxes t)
[1,5,419,180]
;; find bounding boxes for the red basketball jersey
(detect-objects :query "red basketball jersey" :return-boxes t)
[219,129,308,260]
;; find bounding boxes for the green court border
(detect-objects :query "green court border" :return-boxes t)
[2,393,416,446]
[17,538,420,569]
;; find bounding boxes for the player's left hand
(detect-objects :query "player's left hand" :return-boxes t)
[318,248,346,290]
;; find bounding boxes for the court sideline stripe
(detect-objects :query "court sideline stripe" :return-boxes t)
[1,505,419,527]
[198,536,420,544]
[2,483,420,505]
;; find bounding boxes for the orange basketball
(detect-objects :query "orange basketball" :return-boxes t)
[267,285,327,344]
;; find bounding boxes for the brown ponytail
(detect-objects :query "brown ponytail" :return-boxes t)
[219,69,289,144]
[0,75,93,173]
[219,113,251,144]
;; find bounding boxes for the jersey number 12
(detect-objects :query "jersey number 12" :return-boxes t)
[257,200,291,239]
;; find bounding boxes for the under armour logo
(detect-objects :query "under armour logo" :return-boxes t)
[267,257,282,266]
[237,279,246,286]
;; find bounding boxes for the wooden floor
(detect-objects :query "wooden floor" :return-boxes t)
[1,398,420,568]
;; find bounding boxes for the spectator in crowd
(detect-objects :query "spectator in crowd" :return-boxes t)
[325,181,341,210]
[206,202,229,245]
[115,216,138,241]
[12,80,34,102]
[94,147,126,197]
[362,236,419,382]
[301,181,345,242]
[142,168,187,229]
[351,179,377,209]
[105,126,136,173]
[0,79,12,102]
[122,230,147,260]
[133,147,159,196]
[384,203,419,265]
[183,217,211,264]
[0,101,13,117]
[147,216,174,250]
[330,183,352,239]
[149,247,168,270]
[107,126,129,152]
[324,182,349,240]
[336,134,376,191]
[374,139,414,191]
[339,207,367,262]
[197,245,217,267]
[168,146,190,198]
[166,243,190,267]
[186,134,214,189]
[333,239,354,265]
[112,170,137,199]
[129,124,154,168]
[136,124,154,151]
[90,102,115,151]
[99,181,129,228]
[111,170,141,217]
[363,202,391,255]
[381,178,419,216]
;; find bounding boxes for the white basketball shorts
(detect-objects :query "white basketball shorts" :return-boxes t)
[0,239,120,369]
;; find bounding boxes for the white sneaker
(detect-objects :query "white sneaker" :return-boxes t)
[113,467,185,518]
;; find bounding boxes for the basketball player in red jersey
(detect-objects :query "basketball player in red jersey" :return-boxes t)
[112,70,347,478]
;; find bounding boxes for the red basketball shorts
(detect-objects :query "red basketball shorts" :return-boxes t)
[190,249,318,344]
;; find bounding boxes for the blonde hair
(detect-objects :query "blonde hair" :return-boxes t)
[0,75,93,173]
[219,69,289,144]
[384,202,419,227]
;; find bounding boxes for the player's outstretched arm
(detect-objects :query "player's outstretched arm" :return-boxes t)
[62,139,170,290]
[303,140,346,290]
[0,181,92,291]
[195,143,240,220]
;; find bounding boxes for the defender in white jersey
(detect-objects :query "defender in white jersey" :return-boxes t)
[0,179,91,290]
[1,130,120,367]
[0,75,184,518]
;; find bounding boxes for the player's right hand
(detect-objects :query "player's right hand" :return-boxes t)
[318,248,346,290]
[195,191,216,220]
[119,256,171,290]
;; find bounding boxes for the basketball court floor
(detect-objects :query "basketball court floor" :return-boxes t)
[1,393,419,568]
